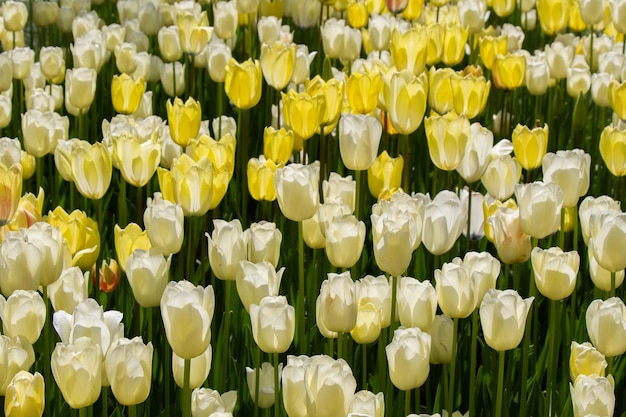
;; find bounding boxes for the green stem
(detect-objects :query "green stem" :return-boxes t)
[362,343,367,389]
[389,275,397,340]
[254,347,260,417]
[495,350,505,417]
[610,271,616,299]
[79,407,88,417]
[128,404,136,417]
[164,318,171,416]
[119,175,127,227]
[559,207,566,250]
[469,309,478,417]
[547,300,558,415]
[415,386,420,414]
[520,258,535,417]
[172,61,177,98]
[447,317,459,417]
[102,386,108,417]
[337,332,343,360]
[298,221,306,353]
[405,389,411,416]
[183,359,191,417]
[403,134,410,191]
[222,280,232,389]
[43,285,51,417]
[466,181,473,251]
[273,352,280,417]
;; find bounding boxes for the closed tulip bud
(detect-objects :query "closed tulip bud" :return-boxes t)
[173,345,212,389]
[600,125,626,176]
[350,300,382,344]
[126,249,171,308]
[305,75,344,132]
[207,219,247,281]
[281,355,311,417]
[274,162,320,221]
[435,261,478,319]
[0,163,22,227]
[65,68,97,112]
[263,126,293,165]
[0,230,45,295]
[346,70,383,115]
[367,151,403,199]
[137,2,162,36]
[250,295,295,353]
[47,207,100,270]
[589,240,626,293]
[0,95,11,129]
[450,70,491,119]
[570,341,607,381]
[570,374,615,417]
[371,209,417,276]
[244,222,282,267]
[424,112,470,171]
[111,73,145,115]
[39,46,64,82]
[166,96,201,148]
[480,289,533,351]
[455,122,493,183]
[33,1,57,27]
[192,388,237,417]
[586,296,626,356]
[69,141,112,200]
[304,355,357,417]
[158,26,183,62]
[206,39,232,83]
[567,67,591,99]
[318,272,358,333]
[391,26,427,75]
[105,337,153,406]
[610,0,626,32]
[114,223,152,273]
[325,215,366,269]
[160,60,185,97]
[47,267,88,314]
[157,154,214,216]
[525,56,550,95]
[609,79,626,120]
[236,261,284,312]
[291,44,316,85]
[143,193,184,256]
[4,370,44,417]
[422,190,466,256]
[442,25,468,66]
[478,35,508,70]
[0,335,35,396]
[515,181,563,239]
[386,326,431,390]
[511,123,549,171]
[429,314,454,364]
[542,149,590,208]
[257,16,281,44]
[481,154,521,201]
[349,390,384,417]
[282,90,325,140]
[397,277,437,330]
[338,113,382,171]
[537,0,569,35]
[493,53,526,90]
[213,0,238,39]
[531,247,579,300]
[160,280,214,360]
[224,58,263,110]
[545,41,574,80]
[428,67,455,115]
[591,72,613,108]
[247,156,278,202]
[383,70,428,135]
[260,41,296,91]
[247,362,281,409]
[487,205,532,264]
[0,290,46,344]
[3,1,28,33]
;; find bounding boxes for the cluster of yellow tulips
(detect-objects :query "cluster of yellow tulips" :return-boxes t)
[1,0,626,416]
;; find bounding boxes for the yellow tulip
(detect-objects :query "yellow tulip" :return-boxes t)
[424,112,471,171]
[248,156,278,202]
[166,96,202,147]
[442,24,469,66]
[426,23,444,66]
[478,34,508,70]
[114,223,152,272]
[402,0,425,19]
[70,141,112,200]
[19,151,35,181]
[608,80,626,121]
[493,53,526,90]
[391,26,428,75]
[263,126,294,165]
[111,132,161,187]
[0,163,22,227]
[483,197,518,243]
[157,154,214,217]
[451,70,491,119]
[347,1,369,28]
[367,151,403,199]
[512,123,549,170]
[383,69,429,135]
[47,207,100,270]
[282,90,325,140]
[0,189,44,242]
[346,70,383,114]
[492,0,516,17]
[189,133,236,176]
[260,41,297,91]
[537,0,569,35]
[428,67,455,115]
[224,58,263,110]
[209,165,232,210]
[568,0,587,32]
[599,125,626,176]
[305,75,344,133]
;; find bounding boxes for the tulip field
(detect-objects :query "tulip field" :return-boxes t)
[3,0,626,416]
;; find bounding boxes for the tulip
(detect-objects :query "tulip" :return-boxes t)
[304,355,357,417]
[383,70,428,135]
[206,39,232,83]
[111,132,161,188]
[282,90,325,141]
[111,73,145,115]
[263,126,294,165]
[166,97,201,148]
[236,261,284,312]
[422,190,466,256]
[274,162,320,222]
[47,267,88,314]
[105,337,153,405]
[20,110,68,158]
[0,229,44,295]
[321,18,362,62]
[586,297,626,357]
[441,25,468,66]
[570,341,607,382]
[350,300,382,344]
[4,370,44,417]
[324,214,365,269]
[567,66,591,98]
[544,41,574,80]
[3,1,28,32]
[386,326,431,390]
[487,205,532,264]
[481,154,522,201]
[206,218,247,281]
[257,16,281,44]
[390,27,427,75]
[114,223,152,273]
[455,122,493,183]
[305,76,344,133]
[397,277,437,331]
[160,61,185,97]
[0,163,22,226]
[157,154,214,217]
[0,290,46,345]
[317,272,358,333]
[542,149,590,208]
[515,181,563,239]
[260,41,296,91]
[450,70,491,119]
[192,388,237,417]
[224,58,263,110]
[160,280,214,360]
[599,124,626,176]
[247,362,280,409]
[125,249,171,308]
[367,151,403,199]
[0,335,35,396]
[213,0,238,39]
[511,123,549,171]
[244,221,282,267]
[51,337,102,409]
[250,295,295,353]
[47,207,100,270]
[479,289,534,351]
[371,207,418,276]
[531,247,579,300]
[172,345,212,389]
[346,70,383,115]
[247,156,278,202]
[65,68,97,112]
[588,211,626,273]
[158,26,183,62]
[143,193,184,256]
[435,262,478,319]
[429,67,455,115]
[589,244,626,292]
[478,35,508,70]
[427,314,453,365]
[493,53,526,90]
[525,55,551,95]
[70,141,112,200]
[348,390,385,417]
[424,112,470,171]
[570,374,615,417]
[338,113,383,171]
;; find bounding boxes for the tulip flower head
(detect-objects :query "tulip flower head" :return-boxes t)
[479,288,534,351]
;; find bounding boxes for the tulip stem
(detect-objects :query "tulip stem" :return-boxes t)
[119,175,127,227]
[254,347,260,417]
[172,62,177,98]
[495,350,505,417]
[43,285,52,417]
[222,279,232,389]
[273,352,280,417]
[547,299,558,416]
[362,343,367,389]
[610,271,616,299]
[102,386,108,417]
[298,221,306,354]
[469,309,479,417]
[128,405,136,417]
[405,389,411,416]
[447,317,459,417]
[183,358,191,417]
[79,407,87,417]
[402,134,410,191]
[466,181,472,251]
[389,275,397,339]
[559,207,566,250]
[520,259,536,417]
